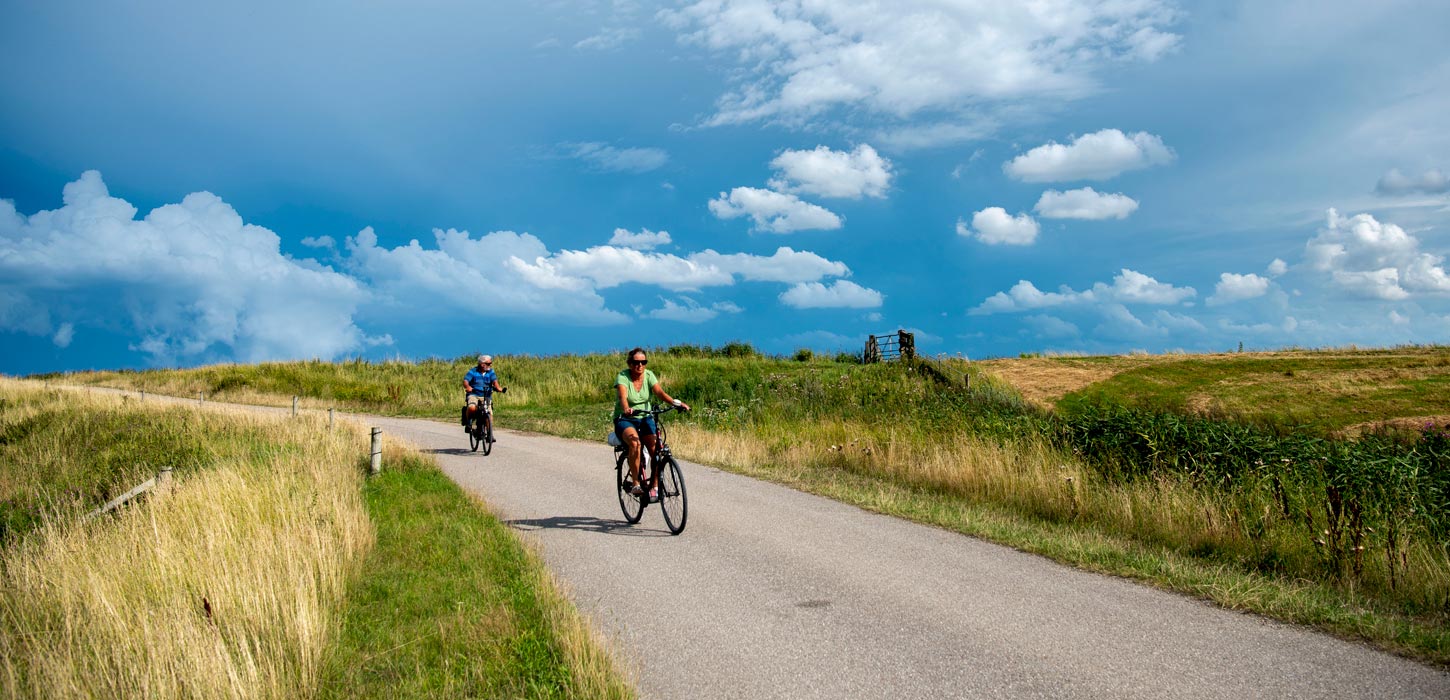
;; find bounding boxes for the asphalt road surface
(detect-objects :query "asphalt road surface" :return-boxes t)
[367,414,1448,700]
[78,389,1450,699]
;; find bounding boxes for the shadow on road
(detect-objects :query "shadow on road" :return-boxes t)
[507,515,668,537]
[427,447,487,456]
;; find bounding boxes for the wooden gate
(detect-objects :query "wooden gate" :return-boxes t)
[863,330,914,363]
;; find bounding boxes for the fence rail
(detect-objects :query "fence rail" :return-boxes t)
[863,330,915,363]
[86,467,173,520]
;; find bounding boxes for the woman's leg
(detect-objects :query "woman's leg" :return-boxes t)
[622,426,643,489]
[641,433,659,490]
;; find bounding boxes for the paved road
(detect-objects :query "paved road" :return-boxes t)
[366,415,1448,700]
[80,388,1450,698]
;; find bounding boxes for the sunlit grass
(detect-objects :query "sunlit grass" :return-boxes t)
[0,380,373,699]
[0,380,634,698]
[322,447,632,699]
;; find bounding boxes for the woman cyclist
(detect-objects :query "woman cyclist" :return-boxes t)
[615,347,689,498]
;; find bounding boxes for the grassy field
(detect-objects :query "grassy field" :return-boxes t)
[980,346,1450,434]
[0,380,631,699]
[52,345,1450,665]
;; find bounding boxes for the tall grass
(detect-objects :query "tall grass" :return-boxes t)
[0,380,374,699]
[1,380,634,698]
[59,347,1450,662]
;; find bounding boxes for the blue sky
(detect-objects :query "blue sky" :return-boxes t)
[3,1,1449,374]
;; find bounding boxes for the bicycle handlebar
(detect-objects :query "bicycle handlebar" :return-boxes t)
[624,403,688,418]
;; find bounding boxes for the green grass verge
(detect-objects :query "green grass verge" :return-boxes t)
[322,451,633,699]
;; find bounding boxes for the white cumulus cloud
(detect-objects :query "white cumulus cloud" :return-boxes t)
[709,187,843,233]
[663,1,1180,128]
[780,280,884,309]
[690,247,849,282]
[1304,208,1450,300]
[957,207,1039,246]
[347,227,628,321]
[1004,129,1175,182]
[1034,187,1139,220]
[0,171,374,364]
[1208,273,1271,306]
[971,269,1194,314]
[767,144,893,199]
[608,227,673,250]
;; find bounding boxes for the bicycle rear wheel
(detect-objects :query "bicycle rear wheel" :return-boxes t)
[468,416,481,452]
[658,454,687,535]
[481,415,493,456]
[616,448,644,523]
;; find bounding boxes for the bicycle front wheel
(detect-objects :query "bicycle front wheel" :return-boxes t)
[658,455,687,535]
[616,449,644,524]
[481,416,493,456]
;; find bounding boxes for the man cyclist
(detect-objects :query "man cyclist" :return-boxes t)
[462,354,506,438]
[615,347,689,498]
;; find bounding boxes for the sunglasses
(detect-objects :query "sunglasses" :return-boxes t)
[629,359,648,366]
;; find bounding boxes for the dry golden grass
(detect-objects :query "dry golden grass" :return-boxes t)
[974,355,1173,407]
[0,380,375,700]
[670,421,1234,545]
[978,347,1450,417]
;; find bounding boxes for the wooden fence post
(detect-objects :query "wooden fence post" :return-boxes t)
[198,392,205,405]
[370,427,382,476]
[329,408,335,430]
[292,396,298,417]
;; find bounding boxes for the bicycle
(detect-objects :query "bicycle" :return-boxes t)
[613,404,688,535]
[465,394,496,455]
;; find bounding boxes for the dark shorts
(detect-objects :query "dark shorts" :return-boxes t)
[614,415,657,441]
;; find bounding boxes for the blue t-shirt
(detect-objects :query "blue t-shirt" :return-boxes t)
[464,367,496,396]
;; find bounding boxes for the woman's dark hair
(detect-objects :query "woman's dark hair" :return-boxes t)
[626,347,647,362]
